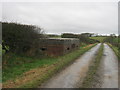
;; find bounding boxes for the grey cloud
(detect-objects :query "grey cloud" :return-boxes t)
[2,2,118,35]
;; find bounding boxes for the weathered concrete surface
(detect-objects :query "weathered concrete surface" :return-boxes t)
[40,43,101,88]
[101,44,118,88]
[39,38,80,56]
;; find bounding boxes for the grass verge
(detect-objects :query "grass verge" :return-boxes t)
[81,43,103,88]
[3,43,97,88]
[107,43,120,60]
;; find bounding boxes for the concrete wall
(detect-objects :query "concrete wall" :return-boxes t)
[63,39,80,54]
[39,38,80,56]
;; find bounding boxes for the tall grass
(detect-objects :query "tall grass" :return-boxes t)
[107,43,120,60]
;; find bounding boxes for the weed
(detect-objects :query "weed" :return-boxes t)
[81,43,104,88]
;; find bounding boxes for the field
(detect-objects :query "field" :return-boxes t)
[90,37,106,43]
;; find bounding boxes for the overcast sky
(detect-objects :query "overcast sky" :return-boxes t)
[1,0,118,35]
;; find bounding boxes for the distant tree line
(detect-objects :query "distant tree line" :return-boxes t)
[47,34,61,38]
[61,33,100,44]
[2,22,45,55]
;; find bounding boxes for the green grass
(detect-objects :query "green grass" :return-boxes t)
[90,37,106,43]
[107,43,120,60]
[81,43,104,88]
[113,38,119,43]
[3,56,57,82]
[3,43,97,88]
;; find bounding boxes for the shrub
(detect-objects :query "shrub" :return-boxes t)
[2,22,44,55]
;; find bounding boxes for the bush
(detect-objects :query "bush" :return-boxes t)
[2,22,44,55]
